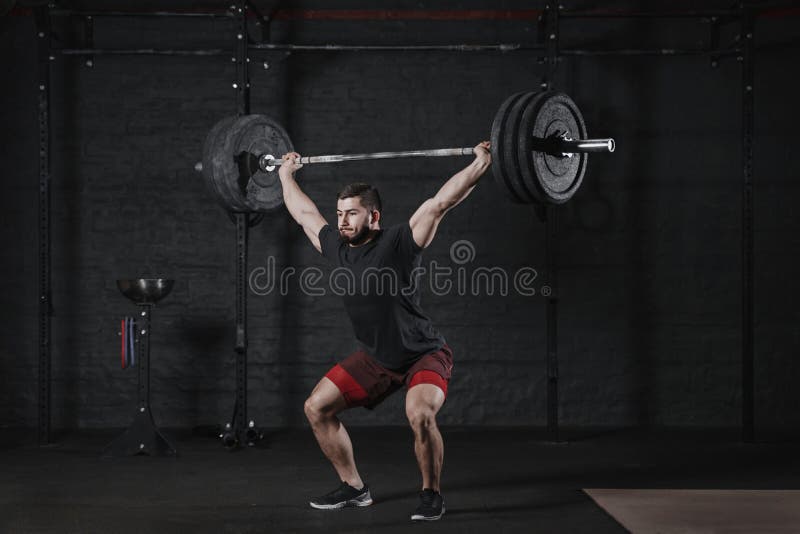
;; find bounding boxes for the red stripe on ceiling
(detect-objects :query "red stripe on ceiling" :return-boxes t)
[269,9,543,20]
[759,7,800,18]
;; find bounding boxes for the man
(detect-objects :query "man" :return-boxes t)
[277,141,491,521]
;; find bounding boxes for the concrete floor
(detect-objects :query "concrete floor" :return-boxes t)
[0,426,797,533]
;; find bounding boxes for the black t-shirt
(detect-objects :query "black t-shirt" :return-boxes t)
[318,222,446,369]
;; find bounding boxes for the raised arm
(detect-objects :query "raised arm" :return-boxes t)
[278,152,328,253]
[409,141,491,249]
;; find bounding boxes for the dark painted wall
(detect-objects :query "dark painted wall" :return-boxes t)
[1,1,798,433]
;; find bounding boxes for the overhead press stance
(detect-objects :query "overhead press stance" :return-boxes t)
[278,141,491,521]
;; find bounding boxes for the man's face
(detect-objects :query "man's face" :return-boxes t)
[337,196,378,245]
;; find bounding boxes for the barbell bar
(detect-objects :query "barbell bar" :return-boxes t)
[257,137,614,171]
[197,90,615,212]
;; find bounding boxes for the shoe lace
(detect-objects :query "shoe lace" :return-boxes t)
[323,481,349,499]
[419,489,435,506]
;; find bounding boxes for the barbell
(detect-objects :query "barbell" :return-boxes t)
[196,90,615,212]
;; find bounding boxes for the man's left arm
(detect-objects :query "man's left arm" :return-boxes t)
[409,141,491,249]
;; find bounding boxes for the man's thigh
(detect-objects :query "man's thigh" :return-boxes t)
[334,351,402,409]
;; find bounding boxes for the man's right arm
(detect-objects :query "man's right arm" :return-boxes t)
[278,152,328,253]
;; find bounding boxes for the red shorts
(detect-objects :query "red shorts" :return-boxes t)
[324,345,454,409]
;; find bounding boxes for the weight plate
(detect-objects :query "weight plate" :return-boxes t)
[490,92,529,204]
[202,116,239,211]
[234,115,293,212]
[515,91,551,204]
[202,114,293,212]
[503,91,542,204]
[519,92,588,204]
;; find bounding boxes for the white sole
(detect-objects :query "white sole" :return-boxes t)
[309,497,373,510]
[411,506,445,521]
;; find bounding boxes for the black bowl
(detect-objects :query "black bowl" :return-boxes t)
[116,279,175,304]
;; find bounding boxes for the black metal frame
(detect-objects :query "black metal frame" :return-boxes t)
[34,6,52,447]
[57,45,750,56]
[740,5,755,444]
[33,3,778,446]
[219,1,266,451]
[538,0,562,443]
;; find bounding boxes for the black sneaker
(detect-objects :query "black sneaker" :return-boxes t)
[309,481,373,510]
[411,488,445,521]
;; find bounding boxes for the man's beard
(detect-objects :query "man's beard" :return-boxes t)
[339,225,371,246]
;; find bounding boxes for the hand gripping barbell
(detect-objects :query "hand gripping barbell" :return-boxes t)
[196,91,615,212]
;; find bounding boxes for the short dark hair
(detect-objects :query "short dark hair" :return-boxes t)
[337,183,382,213]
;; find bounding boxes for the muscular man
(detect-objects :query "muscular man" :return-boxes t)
[278,141,491,521]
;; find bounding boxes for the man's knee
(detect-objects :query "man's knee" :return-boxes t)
[305,379,347,423]
[304,395,332,423]
[407,405,437,433]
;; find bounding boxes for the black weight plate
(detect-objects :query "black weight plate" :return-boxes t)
[503,91,542,204]
[231,115,293,212]
[519,91,588,204]
[219,116,257,211]
[490,92,529,204]
[516,93,552,205]
[514,91,551,204]
[210,115,294,212]
[216,115,255,211]
[202,115,239,211]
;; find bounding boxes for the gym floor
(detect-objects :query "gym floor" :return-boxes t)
[1,427,796,533]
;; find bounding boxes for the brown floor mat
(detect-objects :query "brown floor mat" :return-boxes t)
[584,489,800,533]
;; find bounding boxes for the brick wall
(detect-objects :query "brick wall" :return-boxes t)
[1,2,798,432]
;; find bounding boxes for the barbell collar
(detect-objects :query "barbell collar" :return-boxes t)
[530,135,615,159]
[559,138,616,154]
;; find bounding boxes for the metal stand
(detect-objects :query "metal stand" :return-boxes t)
[220,212,265,449]
[219,2,265,450]
[103,304,176,457]
[740,4,755,443]
[34,4,53,448]
[540,0,563,443]
[545,206,560,443]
